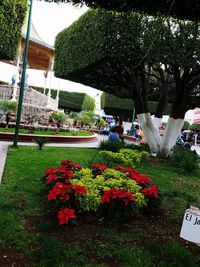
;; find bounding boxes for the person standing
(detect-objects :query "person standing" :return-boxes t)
[115,120,124,140]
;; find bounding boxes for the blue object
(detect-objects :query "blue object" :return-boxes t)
[108,132,120,141]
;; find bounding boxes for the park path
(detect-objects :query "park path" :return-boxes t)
[0,136,199,183]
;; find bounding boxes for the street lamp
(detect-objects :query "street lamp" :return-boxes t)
[13,0,33,147]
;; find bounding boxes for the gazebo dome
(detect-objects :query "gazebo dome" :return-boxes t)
[21,21,54,71]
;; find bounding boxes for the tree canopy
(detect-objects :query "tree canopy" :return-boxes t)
[0,0,27,60]
[55,10,200,119]
[42,0,200,21]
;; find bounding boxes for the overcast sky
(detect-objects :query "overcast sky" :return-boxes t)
[32,1,88,46]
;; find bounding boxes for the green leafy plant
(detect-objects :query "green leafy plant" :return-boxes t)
[100,149,149,167]
[34,137,48,150]
[52,112,66,132]
[99,140,125,152]
[190,123,200,131]
[170,146,200,173]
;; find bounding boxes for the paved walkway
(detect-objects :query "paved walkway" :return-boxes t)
[0,137,199,183]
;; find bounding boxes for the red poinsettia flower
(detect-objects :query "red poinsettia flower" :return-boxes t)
[47,173,59,183]
[60,160,72,166]
[101,189,135,206]
[72,162,82,170]
[123,168,139,176]
[62,170,74,179]
[131,173,151,185]
[101,189,113,204]
[47,182,67,201]
[57,208,76,225]
[114,166,125,171]
[44,168,57,175]
[91,164,108,170]
[142,185,159,199]
[72,185,87,195]
[59,165,67,173]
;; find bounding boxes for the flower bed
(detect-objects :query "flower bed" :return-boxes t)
[44,160,162,225]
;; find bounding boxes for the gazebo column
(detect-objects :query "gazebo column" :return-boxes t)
[11,44,22,101]
[56,79,60,110]
[43,71,48,95]
[46,59,54,109]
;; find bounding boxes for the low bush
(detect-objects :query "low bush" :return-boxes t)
[44,160,161,225]
[99,140,125,152]
[100,149,149,167]
[170,146,200,173]
[99,140,150,153]
[34,137,48,150]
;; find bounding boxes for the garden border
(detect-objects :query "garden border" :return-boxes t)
[0,132,98,143]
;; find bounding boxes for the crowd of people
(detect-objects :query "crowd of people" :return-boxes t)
[99,118,199,149]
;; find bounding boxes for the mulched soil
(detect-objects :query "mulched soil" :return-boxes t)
[1,210,199,267]
[0,248,32,267]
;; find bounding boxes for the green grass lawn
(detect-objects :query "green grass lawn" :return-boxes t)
[0,127,92,136]
[0,147,199,267]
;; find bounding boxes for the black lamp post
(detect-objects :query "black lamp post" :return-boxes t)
[13,0,33,147]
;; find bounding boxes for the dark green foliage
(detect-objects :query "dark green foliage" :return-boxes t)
[182,121,190,130]
[54,9,200,119]
[170,146,200,174]
[101,92,171,118]
[41,0,200,21]
[0,0,27,60]
[34,137,48,150]
[99,140,125,152]
[34,87,95,111]
[190,123,200,131]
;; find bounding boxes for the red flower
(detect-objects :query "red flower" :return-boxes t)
[101,189,135,206]
[44,168,57,175]
[57,208,76,225]
[101,189,113,204]
[131,173,151,185]
[47,173,58,183]
[47,182,67,201]
[91,164,108,170]
[59,165,67,173]
[142,185,159,199]
[114,166,125,171]
[60,160,72,166]
[123,168,139,176]
[72,185,87,195]
[62,170,74,178]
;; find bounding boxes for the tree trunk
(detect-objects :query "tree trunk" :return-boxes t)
[137,113,161,155]
[160,117,184,155]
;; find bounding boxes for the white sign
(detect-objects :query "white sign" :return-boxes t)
[180,207,200,245]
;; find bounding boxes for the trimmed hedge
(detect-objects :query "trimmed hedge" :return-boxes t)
[34,87,95,111]
[0,0,27,60]
[54,10,151,99]
[190,123,200,131]
[182,121,190,131]
[42,0,200,21]
[101,93,171,119]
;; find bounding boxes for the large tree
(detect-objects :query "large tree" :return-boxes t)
[54,10,200,155]
[0,0,27,60]
[41,0,200,21]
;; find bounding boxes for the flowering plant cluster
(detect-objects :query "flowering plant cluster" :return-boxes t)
[44,160,161,225]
